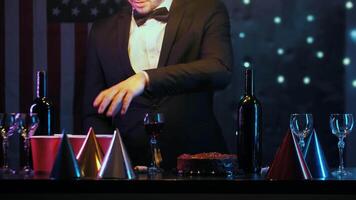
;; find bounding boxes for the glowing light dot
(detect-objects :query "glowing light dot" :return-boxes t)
[316,51,324,59]
[306,36,314,44]
[306,14,315,22]
[353,80,356,88]
[277,75,285,84]
[303,76,311,85]
[350,29,356,42]
[277,48,285,55]
[346,1,354,10]
[242,0,251,5]
[274,16,282,24]
[239,32,246,39]
[243,61,251,68]
[343,57,351,66]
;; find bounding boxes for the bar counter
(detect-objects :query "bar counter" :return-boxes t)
[1,170,356,196]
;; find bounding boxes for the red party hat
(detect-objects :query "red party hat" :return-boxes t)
[266,130,312,180]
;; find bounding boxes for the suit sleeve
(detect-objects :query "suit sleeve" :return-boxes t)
[82,23,114,133]
[144,1,232,96]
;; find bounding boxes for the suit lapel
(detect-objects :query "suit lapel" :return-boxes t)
[157,0,187,68]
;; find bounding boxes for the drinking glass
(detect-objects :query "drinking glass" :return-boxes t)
[144,113,165,175]
[329,114,354,177]
[290,113,313,151]
[0,113,17,175]
[15,113,39,176]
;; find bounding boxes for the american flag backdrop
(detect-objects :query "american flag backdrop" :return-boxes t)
[0,0,122,134]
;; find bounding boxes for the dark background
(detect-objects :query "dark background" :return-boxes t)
[1,0,356,169]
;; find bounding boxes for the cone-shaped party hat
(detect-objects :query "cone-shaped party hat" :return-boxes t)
[266,130,312,180]
[303,130,329,178]
[98,129,135,179]
[50,132,81,179]
[76,127,104,178]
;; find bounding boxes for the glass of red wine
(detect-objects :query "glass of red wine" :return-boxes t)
[144,113,165,175]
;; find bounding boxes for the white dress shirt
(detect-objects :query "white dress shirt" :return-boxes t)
[128,0,173,74]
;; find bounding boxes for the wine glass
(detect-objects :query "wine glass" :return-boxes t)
[144,113,165,175]
[0,113,17,175]
[329,114,354,178]
[290,114,313,151]
[15,113,39,176]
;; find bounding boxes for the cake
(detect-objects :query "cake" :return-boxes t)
[177,152,238,176]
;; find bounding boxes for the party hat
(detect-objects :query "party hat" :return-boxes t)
[76,127,104,178]
[50,132,81,179]
[98,129,135,179]
[266,130,312,180]
[303,130,329,178]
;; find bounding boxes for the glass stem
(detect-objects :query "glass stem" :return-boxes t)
[150,136,160,168]
[338,137,345,172]
[24,137,30,169]
[2,137,9,169]
[299,136,305,151]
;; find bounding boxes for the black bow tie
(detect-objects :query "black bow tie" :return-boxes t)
[133,7,169,27]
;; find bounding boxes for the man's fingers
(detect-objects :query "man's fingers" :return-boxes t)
[98,90,120,114]
[106,91,126,117]
[93,91,106,107]
[121,91,134,115]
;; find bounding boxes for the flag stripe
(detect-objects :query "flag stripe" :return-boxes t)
[74,23,88,134]
[60,23,75,133]
[47,23,61,134]
[5,0,20,113]
[0,0,5,112]
[33,0,48,85]
[19,0,34,112]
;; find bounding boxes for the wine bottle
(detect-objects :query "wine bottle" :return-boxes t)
[30,71,54,135]
[237,68,262,174]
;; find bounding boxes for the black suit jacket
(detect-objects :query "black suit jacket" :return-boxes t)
[82,0,233,169]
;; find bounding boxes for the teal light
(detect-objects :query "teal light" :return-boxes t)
[306,36,314,44]
[306,14,315,22]
[277,48,285,55]
[277,75,285,84]
[303,76,311,85]
[274,16,282,24]
[316,51,324,59]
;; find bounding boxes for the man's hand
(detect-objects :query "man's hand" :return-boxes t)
[93,72,149,116]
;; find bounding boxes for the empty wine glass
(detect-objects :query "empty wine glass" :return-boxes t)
[0,113,17,175]
[15,113,39,176]
[329,114,354,178]
[290,114,313,151]
[144,113,165,175]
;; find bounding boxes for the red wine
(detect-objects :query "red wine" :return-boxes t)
[30,71,54,135]
[144,122,164,138]
[237,68,262,174]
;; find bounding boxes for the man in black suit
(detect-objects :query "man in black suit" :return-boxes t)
[82,0,233,169]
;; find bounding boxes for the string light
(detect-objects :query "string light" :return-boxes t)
[243,61,251,68]
[277,48,285,55]
[306,14,315,22]
[277,75,285,84]
[350,29,356,42]
[353,80,356,88]
[239,32,246,39]
[303,76,311,85]
[242,0,251,5]
[316,51,324,59]
[346,1,354,10]
[343,57,351,66]
[306,36,314,44]
[274,16,282,24]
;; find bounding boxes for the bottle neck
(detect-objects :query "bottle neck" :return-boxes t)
[36,71,47,98]
[244,69,254,96]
